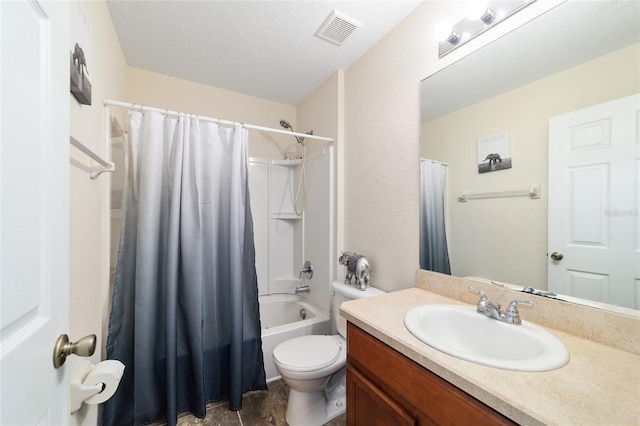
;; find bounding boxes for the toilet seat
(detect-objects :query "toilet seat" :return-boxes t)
[273,335,342,372]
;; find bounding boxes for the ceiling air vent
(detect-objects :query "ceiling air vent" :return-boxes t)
[315,10,362,46]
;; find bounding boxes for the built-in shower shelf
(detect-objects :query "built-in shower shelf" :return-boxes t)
[271,212,302,220]
[271,159,302,166]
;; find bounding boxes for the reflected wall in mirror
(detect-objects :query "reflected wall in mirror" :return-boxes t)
[420,0,640,314]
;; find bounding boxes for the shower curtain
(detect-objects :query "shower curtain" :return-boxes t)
[103,111,266,426]
[420,159,451,274]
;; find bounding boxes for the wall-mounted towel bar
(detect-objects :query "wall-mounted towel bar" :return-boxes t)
[70,136,115,180]
[459,184,541,202]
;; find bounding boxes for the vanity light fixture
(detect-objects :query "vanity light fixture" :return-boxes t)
[434,21,461,44]
[466,2,496,24]
[435,0,534,57]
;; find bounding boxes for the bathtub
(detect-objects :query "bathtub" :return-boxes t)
[259,294,331,383]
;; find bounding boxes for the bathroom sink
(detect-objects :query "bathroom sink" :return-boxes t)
[403,304,569,371]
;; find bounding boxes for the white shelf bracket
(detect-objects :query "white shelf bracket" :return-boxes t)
[70,136,115,180]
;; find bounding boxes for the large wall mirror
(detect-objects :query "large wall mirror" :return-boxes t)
[420,0,640,315]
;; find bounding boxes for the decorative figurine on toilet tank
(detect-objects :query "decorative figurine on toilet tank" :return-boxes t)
[338,251,371,291]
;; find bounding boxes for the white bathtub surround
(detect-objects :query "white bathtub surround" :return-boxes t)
[259,294,330,383]
[249,147,335,313]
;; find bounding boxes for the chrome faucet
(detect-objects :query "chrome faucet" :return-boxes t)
[295,285,310,294]
[469,287,502,319]
[296,261,313,295]
[299,260,313,279]
[469,287,533,325]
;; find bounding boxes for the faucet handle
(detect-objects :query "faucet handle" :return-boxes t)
[468,286,487,299]
[505,300,534,324]
[299,260,313,279]
[469,287,499,309]
[469,286,503,310]
[506,300,534,312]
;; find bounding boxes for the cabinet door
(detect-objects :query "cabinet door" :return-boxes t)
[347,364,416,426]
[347,323,516,426]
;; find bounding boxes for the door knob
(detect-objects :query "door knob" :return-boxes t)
[53,334,97,368]
[550,251,564,261]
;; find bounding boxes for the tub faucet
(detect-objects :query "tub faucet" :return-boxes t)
[295,285,310,294]
[468,287,533,325]
[299,260,313,279]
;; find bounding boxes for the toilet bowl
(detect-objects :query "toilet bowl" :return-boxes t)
[273,281,385,426]
[273,334,346,425]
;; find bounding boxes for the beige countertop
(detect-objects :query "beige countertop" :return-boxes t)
[340,287,640,426]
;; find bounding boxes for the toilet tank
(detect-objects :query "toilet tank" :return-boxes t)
[332,281,386,337]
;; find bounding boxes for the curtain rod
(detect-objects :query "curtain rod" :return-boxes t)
[420,158,448,166]
[103,99,334,143]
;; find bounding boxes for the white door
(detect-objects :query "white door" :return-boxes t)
[1,1,70,424]
[548,94,640,309]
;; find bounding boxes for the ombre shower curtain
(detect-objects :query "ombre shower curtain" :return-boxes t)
[103,111,266,426]
[420,159,451,274]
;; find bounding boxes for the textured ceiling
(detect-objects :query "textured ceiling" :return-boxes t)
[106,0,421,106]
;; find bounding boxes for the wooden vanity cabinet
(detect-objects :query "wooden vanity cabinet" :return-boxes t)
[346,323,516,426]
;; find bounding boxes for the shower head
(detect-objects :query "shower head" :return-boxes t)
[279,119,292,129]
[279,119,305,146]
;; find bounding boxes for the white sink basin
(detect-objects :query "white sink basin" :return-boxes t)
[404,304,569,371]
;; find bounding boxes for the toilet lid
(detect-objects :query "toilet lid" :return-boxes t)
[273,335,341,372]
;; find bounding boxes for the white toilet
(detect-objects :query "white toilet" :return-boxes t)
[273,281,385,426]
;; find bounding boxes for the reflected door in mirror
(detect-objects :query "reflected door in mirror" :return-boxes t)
[548,94,640,309]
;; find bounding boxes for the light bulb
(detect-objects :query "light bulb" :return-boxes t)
[466,1,488,20]
[434,21,460,44]
[466,1,496,24]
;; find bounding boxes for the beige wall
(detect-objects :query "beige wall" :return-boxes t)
[421,43,640,290]
[125,67,298,160]
[342,3,440,292]
[69,1,127,424]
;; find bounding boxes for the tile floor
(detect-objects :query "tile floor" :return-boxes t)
[165,380,346,426]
